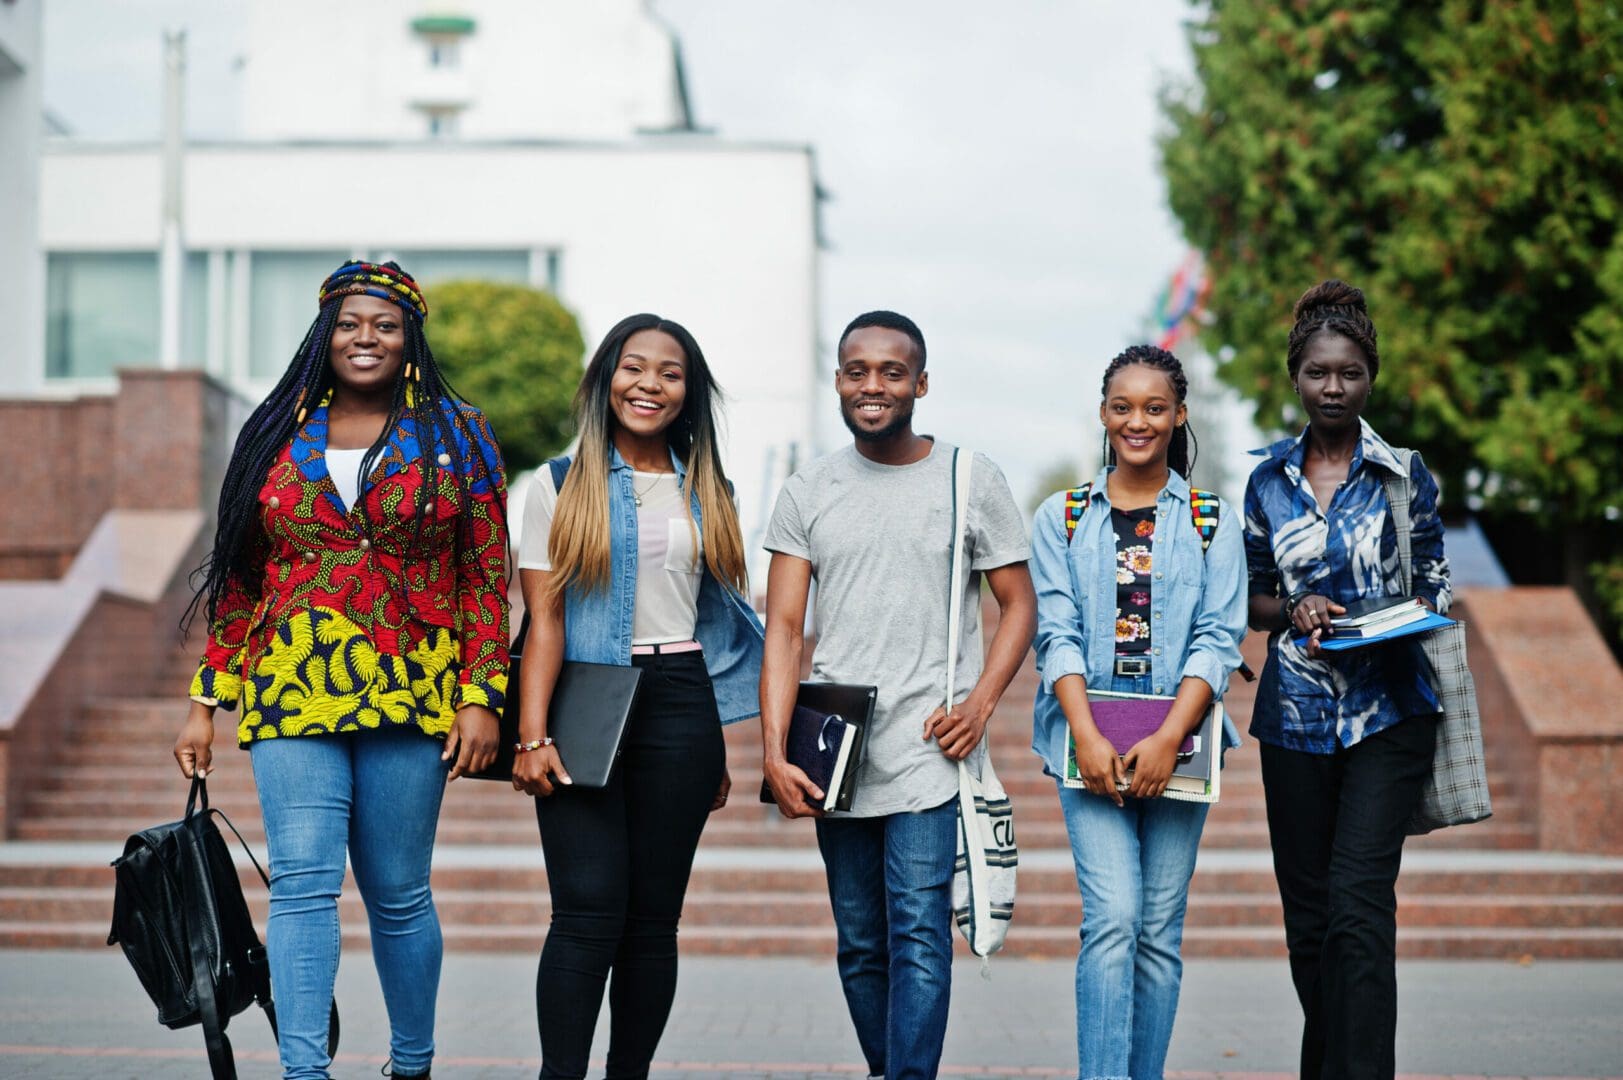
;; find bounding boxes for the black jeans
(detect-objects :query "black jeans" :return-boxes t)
[533,651,726,1080]
[1260,715,1438,1080]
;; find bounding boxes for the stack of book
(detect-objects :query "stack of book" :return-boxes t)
[1328,596,1429,638]
[1296,595,1457,652]
[1063,691,1222,804]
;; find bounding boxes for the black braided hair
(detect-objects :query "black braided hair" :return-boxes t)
[183,261,499,633]
[1099,344,1200,479]
[1286,279,1379,380]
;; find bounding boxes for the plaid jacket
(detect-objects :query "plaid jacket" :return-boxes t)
[191,399,510,746]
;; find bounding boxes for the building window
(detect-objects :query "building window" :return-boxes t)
[388,249,531,286]
[427,40,461,69]
[428,111,460,138]
[248,251,349,378]
[46,252,207,378]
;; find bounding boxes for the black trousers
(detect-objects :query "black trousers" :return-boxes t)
[1260,715,1438,1080]
[533,651,726,1080]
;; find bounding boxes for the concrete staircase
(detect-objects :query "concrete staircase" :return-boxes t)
[5,632,1621,959]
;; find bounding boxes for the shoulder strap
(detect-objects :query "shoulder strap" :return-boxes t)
[181,812,238,1079]
[547,455,572,493]
[1188,488,1221,552]
[1381,449,1416,595]
[1062,483,1092,543]
[1064,481,1223,554]
[945,449,974,704]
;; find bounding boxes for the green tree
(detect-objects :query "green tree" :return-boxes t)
[430,281,584,473]
[1161,0,1623,619]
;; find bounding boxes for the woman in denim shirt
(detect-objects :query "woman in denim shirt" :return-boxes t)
[1031,346,1247,1080]
[513,314,764,1079]
[1244,281,1449,1080]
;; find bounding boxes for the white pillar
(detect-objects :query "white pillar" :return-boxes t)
[157,28,187,370]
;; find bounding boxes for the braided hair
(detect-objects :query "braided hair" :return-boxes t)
[1286,279,1379,379]
[1099,344,1200,479]
[184,260,495,631]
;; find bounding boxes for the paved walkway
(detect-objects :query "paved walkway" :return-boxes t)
[3,951,1620,1078]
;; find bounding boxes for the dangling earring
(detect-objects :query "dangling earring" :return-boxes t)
[294,388,308,426]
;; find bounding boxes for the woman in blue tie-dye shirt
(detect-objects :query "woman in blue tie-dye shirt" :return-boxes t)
[1243,280,1451,1079]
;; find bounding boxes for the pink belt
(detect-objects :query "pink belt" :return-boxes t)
[630,639,703,656]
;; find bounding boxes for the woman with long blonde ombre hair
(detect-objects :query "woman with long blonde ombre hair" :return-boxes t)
[512,313,763,1079]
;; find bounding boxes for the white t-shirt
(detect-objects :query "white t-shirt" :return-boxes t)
[517,468,703,645]
[326,447,368,512]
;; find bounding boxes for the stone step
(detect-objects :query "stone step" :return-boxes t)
[12,808,1539,851]
[12,856,1621,899]
[40,918,1623,959]
[18,884,1618,931]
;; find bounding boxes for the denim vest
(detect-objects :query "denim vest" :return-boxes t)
[1029,467,1248,778]
[551,448,765,725]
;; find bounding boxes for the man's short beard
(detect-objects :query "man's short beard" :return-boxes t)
[841,402,913,442]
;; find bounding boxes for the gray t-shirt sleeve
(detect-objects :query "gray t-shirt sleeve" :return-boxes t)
[968,452,1031,571]
[762,475,812,560]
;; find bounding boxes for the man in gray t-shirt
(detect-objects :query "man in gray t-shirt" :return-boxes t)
[761,311,1035,1080]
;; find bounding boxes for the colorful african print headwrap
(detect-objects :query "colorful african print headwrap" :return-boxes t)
[317,261,429,321]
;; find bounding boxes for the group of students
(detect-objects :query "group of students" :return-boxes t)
[173,260,1451,1080]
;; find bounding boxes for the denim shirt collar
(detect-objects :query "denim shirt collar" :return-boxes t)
[1083,465,1194,508]
[607,443,689,482]
[1248,419,1406,483]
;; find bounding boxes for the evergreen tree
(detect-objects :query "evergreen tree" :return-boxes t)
[1162,0,1623,623]
[431,281,584,473]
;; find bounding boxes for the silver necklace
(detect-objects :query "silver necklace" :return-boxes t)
[632,472,669,507]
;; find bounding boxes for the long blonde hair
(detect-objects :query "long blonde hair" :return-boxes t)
[545,315,748,603]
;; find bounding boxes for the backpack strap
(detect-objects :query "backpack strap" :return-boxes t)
[1189,488,1221,552]
[1064,481,1224,551]
[1062,483,1092,543]
[547,455,573,493]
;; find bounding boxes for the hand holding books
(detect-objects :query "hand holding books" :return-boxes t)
[1289,593,1456,654]
[761,682,876,817]
[1064,691,1222,804]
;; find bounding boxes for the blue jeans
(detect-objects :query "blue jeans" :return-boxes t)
[251,728,449,1080]
[815,797,957,1080]
[1057,673,1210,1080]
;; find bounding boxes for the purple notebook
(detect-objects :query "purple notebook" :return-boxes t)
[1091,697,1195,756]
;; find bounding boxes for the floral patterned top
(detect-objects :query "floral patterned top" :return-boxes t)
[1112,506,1156,656]
[190,398,510,746]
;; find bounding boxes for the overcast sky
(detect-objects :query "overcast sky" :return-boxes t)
[41,0,1263,503]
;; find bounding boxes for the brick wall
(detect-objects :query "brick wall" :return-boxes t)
[0,370,236,579]
[0,396,115,577]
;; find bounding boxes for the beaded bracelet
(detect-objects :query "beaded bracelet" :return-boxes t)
[514,737,554,754]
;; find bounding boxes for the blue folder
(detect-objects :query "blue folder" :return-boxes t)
[1294,609,1455,652]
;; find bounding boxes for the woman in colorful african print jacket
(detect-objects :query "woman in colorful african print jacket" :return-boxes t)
[173,261,510,1080]
[1244,280,1450,1080]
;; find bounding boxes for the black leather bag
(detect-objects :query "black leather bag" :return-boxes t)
[107,777,337,1077]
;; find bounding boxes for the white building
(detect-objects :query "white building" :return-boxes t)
[25,0,821,547]
[0,0,44,394]
[242,1,694,142]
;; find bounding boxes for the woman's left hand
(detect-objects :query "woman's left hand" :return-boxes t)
[444,704,501,781]
[1122,729,1182,799]
[710,764,732,812]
